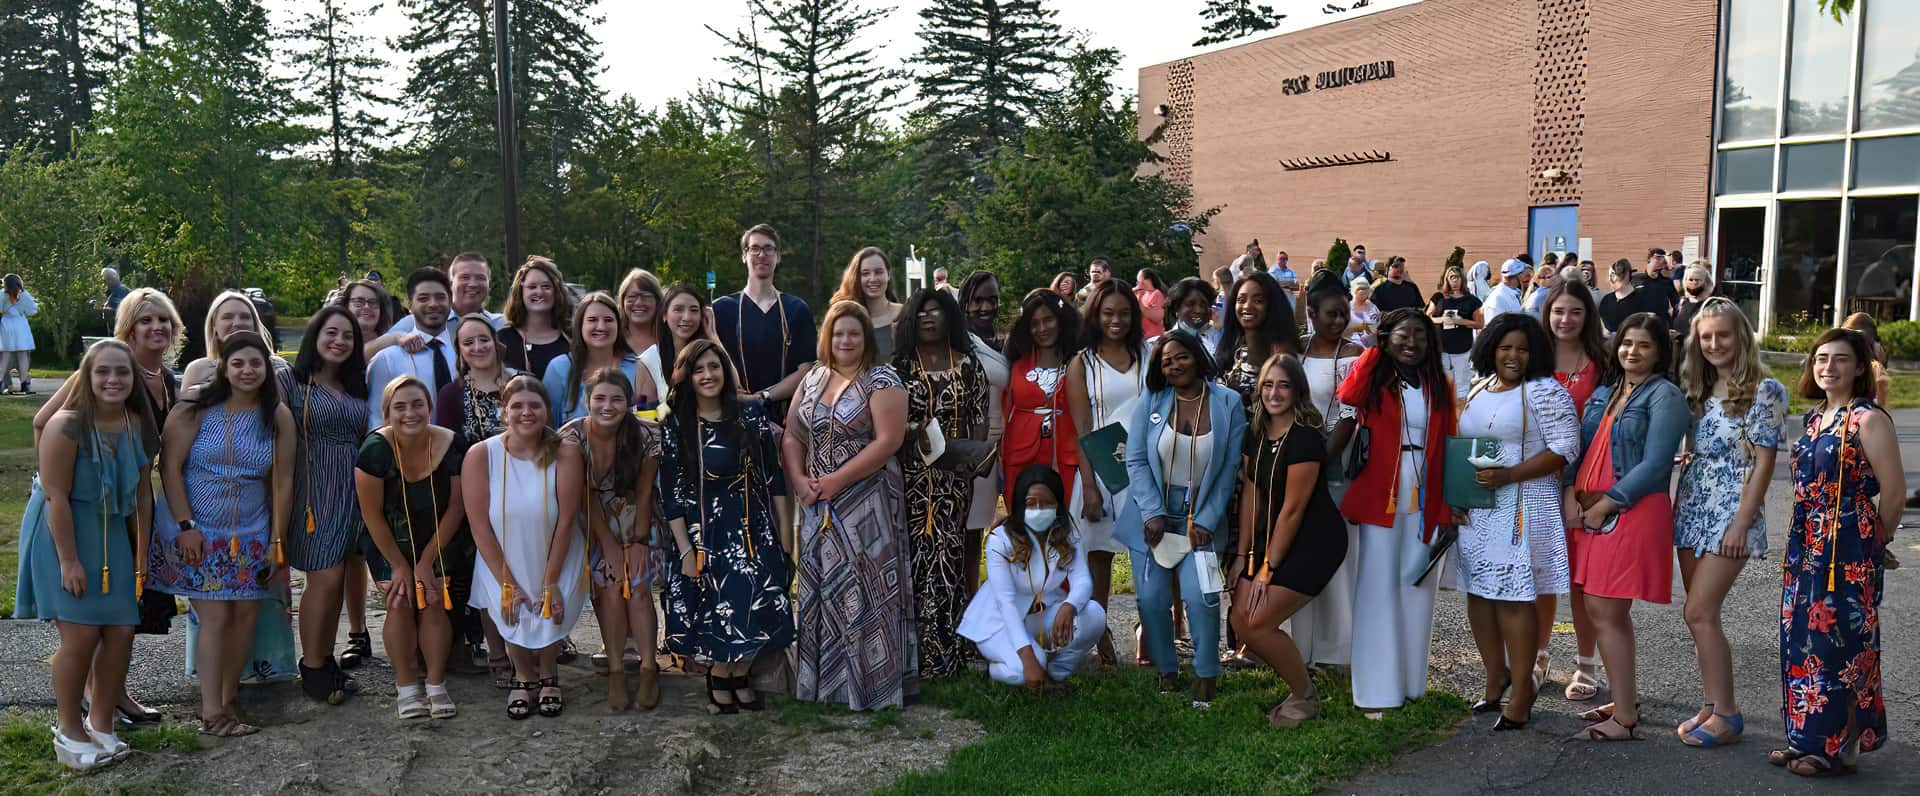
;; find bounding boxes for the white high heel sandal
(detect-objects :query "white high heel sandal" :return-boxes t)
[87,726,131,761]
[51,727,112,771]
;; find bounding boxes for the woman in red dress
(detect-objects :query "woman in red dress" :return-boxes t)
[1002,290,1082,502]
[1537,281,1608,699]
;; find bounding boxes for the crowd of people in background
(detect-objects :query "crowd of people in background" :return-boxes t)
[11,227,1903,780]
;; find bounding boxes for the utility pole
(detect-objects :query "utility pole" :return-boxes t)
[492,0,522,267]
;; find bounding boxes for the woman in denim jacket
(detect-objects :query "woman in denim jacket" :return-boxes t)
[1570,312,1690,741]
[1116,330,1247,708]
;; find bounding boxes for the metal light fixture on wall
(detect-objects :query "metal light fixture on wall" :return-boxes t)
[1154,104,1171,118]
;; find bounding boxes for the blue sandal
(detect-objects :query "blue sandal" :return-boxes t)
[1681,712,1743,748]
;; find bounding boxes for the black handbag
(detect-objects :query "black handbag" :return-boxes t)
[1343,418,1371,482]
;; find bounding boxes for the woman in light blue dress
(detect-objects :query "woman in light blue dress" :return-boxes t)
[14,340,150,769]
[1671,299,1786,748]
[0,273,37,394]
[152,332,296,737]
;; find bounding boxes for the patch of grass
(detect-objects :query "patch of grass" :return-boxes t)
[0,714,200,795]
[777,697,854,733]
[886,669,1465,795]
[1787,371,1920,414]
[0,394,48,451]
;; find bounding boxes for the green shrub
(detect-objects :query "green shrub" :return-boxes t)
[1760,333,1813,354]
[1327,238,1350,275]
[1879,320,1920,361]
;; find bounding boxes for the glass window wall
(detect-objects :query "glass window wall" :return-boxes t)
[1720,0,1784,141]
[1843,197,1917,323]
[1784,0,1852,135]
[1857,1,1920,131]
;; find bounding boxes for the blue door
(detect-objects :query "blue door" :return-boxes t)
[1528,205,1579,264]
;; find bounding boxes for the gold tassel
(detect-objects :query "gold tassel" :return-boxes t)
[621,577,631,601]
[694,549,706,577]
[541,586,553,619]
[135,571,145,601]
[440,578,452,608]
[501,582,515,614]
[305,507,315,535]
[101,563,110,594]
[414,579,427,609]
[229,535,240,559]
[273,538,287,567]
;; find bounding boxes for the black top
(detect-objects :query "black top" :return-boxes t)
[1371,279,1424,314]
[1673,297,1707,337]
[1627,272,1677,317]
[1240,423,1340,566]
[1431,293,1483,355]
[496,326,571,382]
[1598,290,1634,333]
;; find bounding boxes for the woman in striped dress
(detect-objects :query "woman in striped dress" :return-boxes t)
[152,332,295,737]
[281,307,371,705]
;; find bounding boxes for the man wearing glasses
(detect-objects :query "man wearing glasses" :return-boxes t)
[714,224,818,413]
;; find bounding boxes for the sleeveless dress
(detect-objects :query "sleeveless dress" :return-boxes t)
[1555,360,1601,565]
[14,428,145,625]
[793,365,915,710]
[1781,400,1888,764]
[1002,355,1077,502]
[467,436,588,650]
[1240,425,1346,596]
[354,432,462,568]
[1070,346,1146,554]
[560,417,663,590]
[1288,351,1359,666]
[898,351,990,678]
[280,371,370,572]
[1570,413,1673,604]
[658,404,794,663]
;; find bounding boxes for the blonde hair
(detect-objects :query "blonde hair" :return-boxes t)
[113,287,186,368]
[1679,298,1766,419]
[816,299,880,368]
[379,374,434,424]
[500,373,562,467]
[831,246,897,306]
[1684,264,1716,295]
[202,290,272,359]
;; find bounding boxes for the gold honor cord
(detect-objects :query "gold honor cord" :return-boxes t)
[1826,407,1853,594]
[394,432,451,609]
[496,442,553,621]
[93,429,114,594]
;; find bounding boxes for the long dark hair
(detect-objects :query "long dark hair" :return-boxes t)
[1538,280,1610,369]
[198,331,281,431]
[1004,289,1080,365]
[658,283,711,377]
[3,273,20,300]
[891,287,972,367]
[668,339,745,477]
[1472,312,1557,383]
[1215,271,1299,373]
[581,368,647,500]
[1146,329,1216,392]
[1077,280,1144,367]
[1360,309,1450,415]
[1001,464,1073,569]
[292,305,369,399]
[1136,268,1167,292]
[1603,312,1674,387]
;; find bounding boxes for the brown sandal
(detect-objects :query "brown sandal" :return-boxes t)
[1785,756,1856,778]
[1268,687,1321,727]
[1573,716,1640,742]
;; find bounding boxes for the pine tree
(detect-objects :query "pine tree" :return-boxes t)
[710,0,899,303]
[0,1,114,156]
[288,0,395,275]
[1193,0,1284,47]
[913,0,1063,163]
[397,0,605,260]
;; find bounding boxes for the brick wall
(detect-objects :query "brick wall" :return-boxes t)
[1138,0,1719,280]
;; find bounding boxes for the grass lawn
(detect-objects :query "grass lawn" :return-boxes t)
[1783,368,1920,414]
[0,714,199,795]
[0,394,48,617]
[879,668,1464,794]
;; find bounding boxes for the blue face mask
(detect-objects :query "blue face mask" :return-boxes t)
[1023,508,1057,532]
[1176,319,1207,336]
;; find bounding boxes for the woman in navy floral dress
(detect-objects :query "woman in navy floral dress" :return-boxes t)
[1779,328,1905,777]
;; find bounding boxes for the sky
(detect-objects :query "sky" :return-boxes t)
[262,0,1256,115]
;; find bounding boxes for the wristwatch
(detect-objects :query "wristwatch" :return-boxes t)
[759,390,771,403]
[177,518,197,532]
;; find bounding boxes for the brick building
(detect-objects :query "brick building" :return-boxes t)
[1139,0,1920,333]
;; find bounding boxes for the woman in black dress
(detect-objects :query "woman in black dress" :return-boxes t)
[496,256,575,380]
[1228,353,1348,727]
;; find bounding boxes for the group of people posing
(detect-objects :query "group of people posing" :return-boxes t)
[14,227,1901,781]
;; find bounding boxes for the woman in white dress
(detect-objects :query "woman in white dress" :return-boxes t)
[1064,280,1147,670]
[462,374,587,719]
[1292,276,1365,669]
[1335,310,1457,717]
[1453,313,1580,729]
[960,465,1106,688]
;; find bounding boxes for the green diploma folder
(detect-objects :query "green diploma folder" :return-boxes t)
[1078,421,1130,494]
[1444,435,1498,510]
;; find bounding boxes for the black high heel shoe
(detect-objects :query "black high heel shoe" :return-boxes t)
[730,676,764,712]
[1493,713,1529,731]
[1471,678,1510,713]
[706,675,739,715]
[340,631,372,669]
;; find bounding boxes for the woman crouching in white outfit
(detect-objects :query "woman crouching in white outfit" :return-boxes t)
[960,465,1105,690]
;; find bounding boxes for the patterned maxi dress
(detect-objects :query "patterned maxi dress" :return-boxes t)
[1782,399,1889,764]
[279,371,370,572]
[897,351,989,679]
[658,403,794,663]
[793,365,915,709]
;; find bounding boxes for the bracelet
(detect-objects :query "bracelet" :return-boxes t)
[679,549,694,559]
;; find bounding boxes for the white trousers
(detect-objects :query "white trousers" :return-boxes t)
[978,601,1107,686]
[1283,511,1358,666]
[1442,351,1473,400]
[1350,510,1439,710]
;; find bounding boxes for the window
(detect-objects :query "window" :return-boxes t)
[1780,141,1845,191]
[1843,196,1917,323]
[1718,146,1773,194]
[1784,0,1852,135]
[1720,0,1784,141]
[1857,0,1920,131]
[1855,136,1920,189]
[1772,199,1842,331]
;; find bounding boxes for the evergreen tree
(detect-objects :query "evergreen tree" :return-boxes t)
[397,0,606,262]
[0,1,114,156]
[1193,0,1283,47]
[289,0,394,275]
[913,0,1063,163]
[711,0,899,303]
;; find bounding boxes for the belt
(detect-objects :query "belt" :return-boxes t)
[1401,444,1423,451]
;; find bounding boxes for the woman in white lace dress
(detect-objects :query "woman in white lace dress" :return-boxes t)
[1454,313,1581,729]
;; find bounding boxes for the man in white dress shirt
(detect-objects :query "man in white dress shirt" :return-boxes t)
[1481,259,1529,324]
[366,267,456,427]
[390,252,502,335]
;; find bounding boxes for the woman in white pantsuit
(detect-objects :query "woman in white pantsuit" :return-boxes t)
[960,466,1105,687]
[1335,310,1458,715]
[1292,274,1365,668]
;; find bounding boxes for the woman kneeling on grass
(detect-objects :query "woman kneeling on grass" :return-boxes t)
[958,465,1106,691]
[15,340,151,769]
[355,375,466,719]
[1229,354,1349,726]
